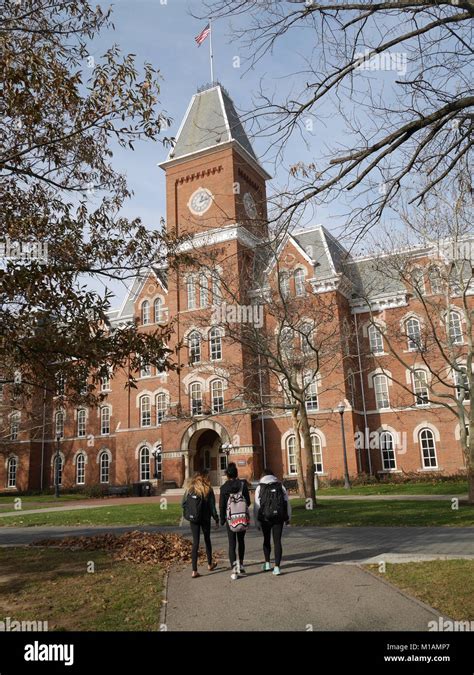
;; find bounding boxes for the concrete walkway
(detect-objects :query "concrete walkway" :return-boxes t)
[1,523,471,631]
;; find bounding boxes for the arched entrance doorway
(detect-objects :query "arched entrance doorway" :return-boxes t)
[181,420,231,486]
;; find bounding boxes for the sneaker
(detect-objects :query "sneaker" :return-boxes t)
[231,563,239,580]
[262,562,271,572]
[273,566,281,576]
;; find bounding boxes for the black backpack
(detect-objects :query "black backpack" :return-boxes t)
[183,491,202,523]
[258,482,288,523]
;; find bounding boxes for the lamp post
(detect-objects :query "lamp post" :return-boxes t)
[220,442,232,484]
[54,433,61,498]
[151,448,160,480]
[337,402,351,490]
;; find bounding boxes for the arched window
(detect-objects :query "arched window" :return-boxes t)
[53,454,63,487]
[99,451,110,483]
[154,297,163,323]
[304,373,318,411]
[368,324,384,354]
[139,446,150,481]
[286,436,297,475]
[190,382,202,416]
[311,434,323,473]
[55,410,65,438]
[411,268,425,295]
[100,406,110,435]
[373,374,390,410]
[100,366,110,392]
[141,300,150,325]
[300,322,313,354]
[10,412,20,441]
[7,456,17,488]
[188,331,201,364]
[447,310,463,345]
[406,318,421,351]
[294,268,306,296]
[140,395,151,427]
[199,273,208,308]
[280,326,294,354]
[211,379,224,413]
[187,275,196,310]
[380,431,396,470]
[156,393,167,425]
[412,369,429,406]
[77,409,86,438]
[419,428,438,468]
[76,453,85,485]
[454,367,470,401]
[209,327,223,361]
[429,266,443,295]
[279,272,290,299]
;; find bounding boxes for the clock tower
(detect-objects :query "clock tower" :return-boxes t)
[157,84,271,486]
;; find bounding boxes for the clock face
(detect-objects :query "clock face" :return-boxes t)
[243,192,257,219]
[188,188,213,216]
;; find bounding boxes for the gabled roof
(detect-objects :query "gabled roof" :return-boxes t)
[159,84,270,179]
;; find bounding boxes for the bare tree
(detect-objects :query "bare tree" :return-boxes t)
[203,0,473,235]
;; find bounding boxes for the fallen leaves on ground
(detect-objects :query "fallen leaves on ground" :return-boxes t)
[33,531,222,569]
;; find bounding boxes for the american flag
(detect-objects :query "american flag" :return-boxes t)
[195,23,210,47]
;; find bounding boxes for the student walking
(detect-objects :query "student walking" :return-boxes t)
[254,468,291,576]
[182,471,219,578]
[219,462,251,580]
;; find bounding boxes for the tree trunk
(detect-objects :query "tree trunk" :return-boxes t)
[299,402,316,503]
[468,416,474,504]
[291,408,306,498]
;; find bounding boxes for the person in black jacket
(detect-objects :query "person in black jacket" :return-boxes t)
[219,462,251,579]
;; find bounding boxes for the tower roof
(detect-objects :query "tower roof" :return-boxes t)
[159,84,270,178]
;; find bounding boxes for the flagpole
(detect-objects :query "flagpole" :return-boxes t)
[209,17,214,83]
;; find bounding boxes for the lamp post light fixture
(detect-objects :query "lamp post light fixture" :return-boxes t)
[54,433,61,498]
[337,402,351,490]
[219,442,232,484]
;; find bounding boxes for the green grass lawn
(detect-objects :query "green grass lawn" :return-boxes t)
[0,502,182,527]
[367,560,474,621]
[316,480,468,496]
[0,547,164,630]
[1,498,473,527]
[0,493,93,512]
[289,498,474,527]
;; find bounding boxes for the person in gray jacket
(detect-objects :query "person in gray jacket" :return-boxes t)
[254,468,292,576]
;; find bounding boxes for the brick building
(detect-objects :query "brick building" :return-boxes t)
[1,84,471,492]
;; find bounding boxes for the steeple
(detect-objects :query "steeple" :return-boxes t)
[159,84,270,180]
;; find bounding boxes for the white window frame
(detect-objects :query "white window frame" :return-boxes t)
[77,409,86,437]
[99,451,110,484]
[188,331,201,364]
[190,382,203,416]
[100,406,110,436]
[7,456,17,488]
[140,395,151,427]
[311,434,323,473]
[380,431,397,471]
[199,274,208,308]
[141,300,150,325]
[419,428,438,469]
[156,393,167,425]
[187,275,196,310]
[294,268,306,296]
[211,379,224,413]
[374,374,390,410]
[154,297,163,323]
[210,327,222,361]
[368,324,384,354]
[412,369,429,407]
[286,436,297,475]
[139,446,151,481]
[10,412,20,441]
[76,453,85,485]
[55,410,65,438]
[406,318,421,351]
[447,310,463,345]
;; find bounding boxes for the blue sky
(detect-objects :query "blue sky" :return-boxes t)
[88,0,405,303]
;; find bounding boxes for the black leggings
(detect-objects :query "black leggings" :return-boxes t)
[190,520,213,572]
[226,524,246,567]
[261,521,284,567]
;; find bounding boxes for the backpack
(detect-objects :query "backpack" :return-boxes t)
[226,481,250,532]
[183,491,202,523]
[258,482,288,523]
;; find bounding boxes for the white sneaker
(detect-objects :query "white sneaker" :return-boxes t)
[231,563,239,580]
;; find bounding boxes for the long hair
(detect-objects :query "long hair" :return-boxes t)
[187,471,212,499]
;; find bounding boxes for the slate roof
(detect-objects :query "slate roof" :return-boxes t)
[162,84,268,176]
